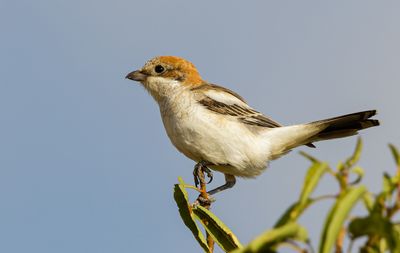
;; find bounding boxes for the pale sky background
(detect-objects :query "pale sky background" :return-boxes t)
[1,1,399,252]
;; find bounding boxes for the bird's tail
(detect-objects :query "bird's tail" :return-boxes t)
[309,110,379,142]
[267,110,379,160]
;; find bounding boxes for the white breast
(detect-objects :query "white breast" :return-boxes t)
[158,89,272,178]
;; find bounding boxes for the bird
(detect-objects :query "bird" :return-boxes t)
[125,56,379,197]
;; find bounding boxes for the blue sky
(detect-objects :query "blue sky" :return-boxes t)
[1,1,399,252]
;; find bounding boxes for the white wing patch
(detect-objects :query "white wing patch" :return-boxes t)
[192,83,282,128]
[204,89,247,106]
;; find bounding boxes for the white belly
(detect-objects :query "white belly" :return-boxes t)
[160,98,272,178]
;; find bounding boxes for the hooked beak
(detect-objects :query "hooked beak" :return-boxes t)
[125,70,147,82]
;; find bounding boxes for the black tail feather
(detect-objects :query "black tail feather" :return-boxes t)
[317,110,379,133]
[308,110,379,144]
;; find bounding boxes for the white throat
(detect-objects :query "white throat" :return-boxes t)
[143,76,183,103]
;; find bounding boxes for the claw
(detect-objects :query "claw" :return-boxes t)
[193,163,202,188]
[194,177,200,188]
[193,161,213,187]
[204,168,213,184]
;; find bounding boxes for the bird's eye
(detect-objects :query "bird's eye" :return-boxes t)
[154,65,165,73]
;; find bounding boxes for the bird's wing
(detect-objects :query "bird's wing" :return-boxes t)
[191,83,282,128]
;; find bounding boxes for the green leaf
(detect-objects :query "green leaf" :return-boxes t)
[319,185,366,253]
[362,192,374,212]
[299,162,328,206]
[341,137,363,171]
[383,172,395,196]
[389,144,400,166]
[349,166,364,185]
[177,176,186,186]
[274,202,301,228]
[389,227,400,252]
[349,214,392,238]
[274,163,327,227]
[349,214,400,252]
[231,223,307,253]
[299,151,320,163]
[371,192,386,214]
[192,205,242,252]
[173,178,210,253]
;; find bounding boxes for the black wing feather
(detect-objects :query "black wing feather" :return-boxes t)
[198,96,282,128]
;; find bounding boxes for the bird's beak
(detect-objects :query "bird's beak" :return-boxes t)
[125,70,147,82]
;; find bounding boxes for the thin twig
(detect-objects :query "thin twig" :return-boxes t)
[335,227,345,253]
[312,194,338,202]
[182,184,202,193]
[396,162,400,215]
[195,167,215,252]
[280,240,308,252]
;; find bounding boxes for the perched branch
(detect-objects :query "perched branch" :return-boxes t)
[194,167,215,252]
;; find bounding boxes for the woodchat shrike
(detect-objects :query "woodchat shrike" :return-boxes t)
[126,56,379,196]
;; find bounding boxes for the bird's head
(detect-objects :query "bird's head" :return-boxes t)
[126,56,204,101]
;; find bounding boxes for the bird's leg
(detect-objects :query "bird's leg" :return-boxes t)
[207,174,236,195]
[193,161,213,188]
[195,173,237,206]
[193,162,236,205]
[193,161,215,206]
[192,161,216,252]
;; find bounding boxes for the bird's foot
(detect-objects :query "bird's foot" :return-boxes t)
[194,194,216,207]
[193,161,213,188]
